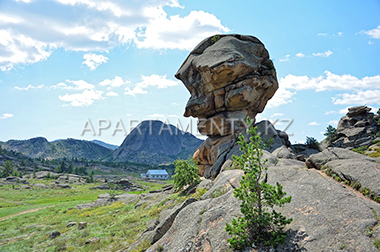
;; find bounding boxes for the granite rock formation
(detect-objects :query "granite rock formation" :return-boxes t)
[175,34,283,178]
[331,105,380,149]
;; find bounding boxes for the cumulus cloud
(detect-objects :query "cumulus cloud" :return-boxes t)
[313,50,332,57]
[100,76,130,87]
[82,53,108,70]
[106,91,118,96]
[279,55,290,62]
[325,111,336,115]
[295,52,305,58]
[0,113,14,119]
[125,74,179,96]
[50,79,104,106]
[15,84,44,90]
[135,10,230,50]
[328,120,339,126]
[333,90,380,105]
[268,71,380,107]
[361,25,380,39]
[308,121,320,126]
[0,0,229,70]
[317,33,327,36]
[59,89,103,106]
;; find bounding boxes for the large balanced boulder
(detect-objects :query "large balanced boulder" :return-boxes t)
[176,34,288,178]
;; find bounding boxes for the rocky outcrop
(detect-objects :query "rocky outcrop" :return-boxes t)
[142,157,380,251]
[91,178,145,192]
[175,34,286,178]
[331,105,380,149]
[306,147,380,197]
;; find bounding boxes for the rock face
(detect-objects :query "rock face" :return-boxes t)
[176,34,284,178]
[331,105,380,149]
[142,157,380,252]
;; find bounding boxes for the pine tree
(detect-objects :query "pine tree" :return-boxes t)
[1,161,14,178]
[68,162,73,174]
[324,125,338,146]
[225,117,292,249]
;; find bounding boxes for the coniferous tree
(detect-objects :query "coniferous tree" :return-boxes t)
[226,117,292,249]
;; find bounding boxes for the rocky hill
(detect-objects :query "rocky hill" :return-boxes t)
[0,137,113,160]
[111,120,203,165]
[91,140,119,150]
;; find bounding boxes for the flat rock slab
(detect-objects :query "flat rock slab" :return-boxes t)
[325,159,380,196]
[146,159,380,251]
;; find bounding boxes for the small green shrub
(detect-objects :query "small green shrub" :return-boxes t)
[306,137,321,151]
[352,146,368,155]
[196,188,207,199]
[324,125,338,146]
[372,139,380,144]
[351,181,362,190]
[210,186,228,198]
[374,239,380,249]
[339,244,347,250]
[369,148,380,158]
[211,35,221,44]
[173,158,200,191]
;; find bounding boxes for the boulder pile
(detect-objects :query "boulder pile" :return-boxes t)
[331,105,380,148]
[175,34,287,178]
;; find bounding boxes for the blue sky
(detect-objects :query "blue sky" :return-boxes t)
[0,0,379,145]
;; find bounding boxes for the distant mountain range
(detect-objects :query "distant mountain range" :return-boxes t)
[0,120,203,164]
[0,137,113,160]
[111,120,203,165]
[91,140,119,150]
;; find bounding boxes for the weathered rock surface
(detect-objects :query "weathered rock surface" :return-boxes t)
[90,178,145,192]
[176,34,286,178]
[305,147,377,169]
[144,159,380,252]
[331,105,380,149]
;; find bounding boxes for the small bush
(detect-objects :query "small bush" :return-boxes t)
[374,239,380,249]
[211,35,221,44]
[173,158,200,191]
[351,181,362,190]
[306,137,320,151]
[352,146,367,155]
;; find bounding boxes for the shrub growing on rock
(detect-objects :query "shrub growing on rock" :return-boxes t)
[306,136,321,151]
[324,125,338,146]
[225,117,292,249]
[173,158,200,191]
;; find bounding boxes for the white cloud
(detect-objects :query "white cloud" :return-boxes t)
[171,102,179,106]
[126,113,132,116]
[267,86,296,107]
[317,33,327,36]
[168,114,180,118]
[337,32,343,37]
[0,1,229,70]
[328,120,339,126]
[59,89,103,106]
[269,71,380,107]
[100,76,130,87]
[0,29,55,71]
[362,25,380,39]
[333,90,380,105]
[135,10,230,50]
[280,71,380,92]
[271,113,283,117]
[308,121,320,126]
[313,50,333,57]
[125,74,179,96]
[15,0,31,3]
[368,41,374,45]
[295,52,305,58]
[147,113,164,118]
[15,84,44,91]
[106,91,118,96]
[82,53,108,70]
[325,111,336,115]
[279,55,290,62]
[0,113,14,119]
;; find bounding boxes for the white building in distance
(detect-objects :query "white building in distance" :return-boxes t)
[141,170,170,180]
